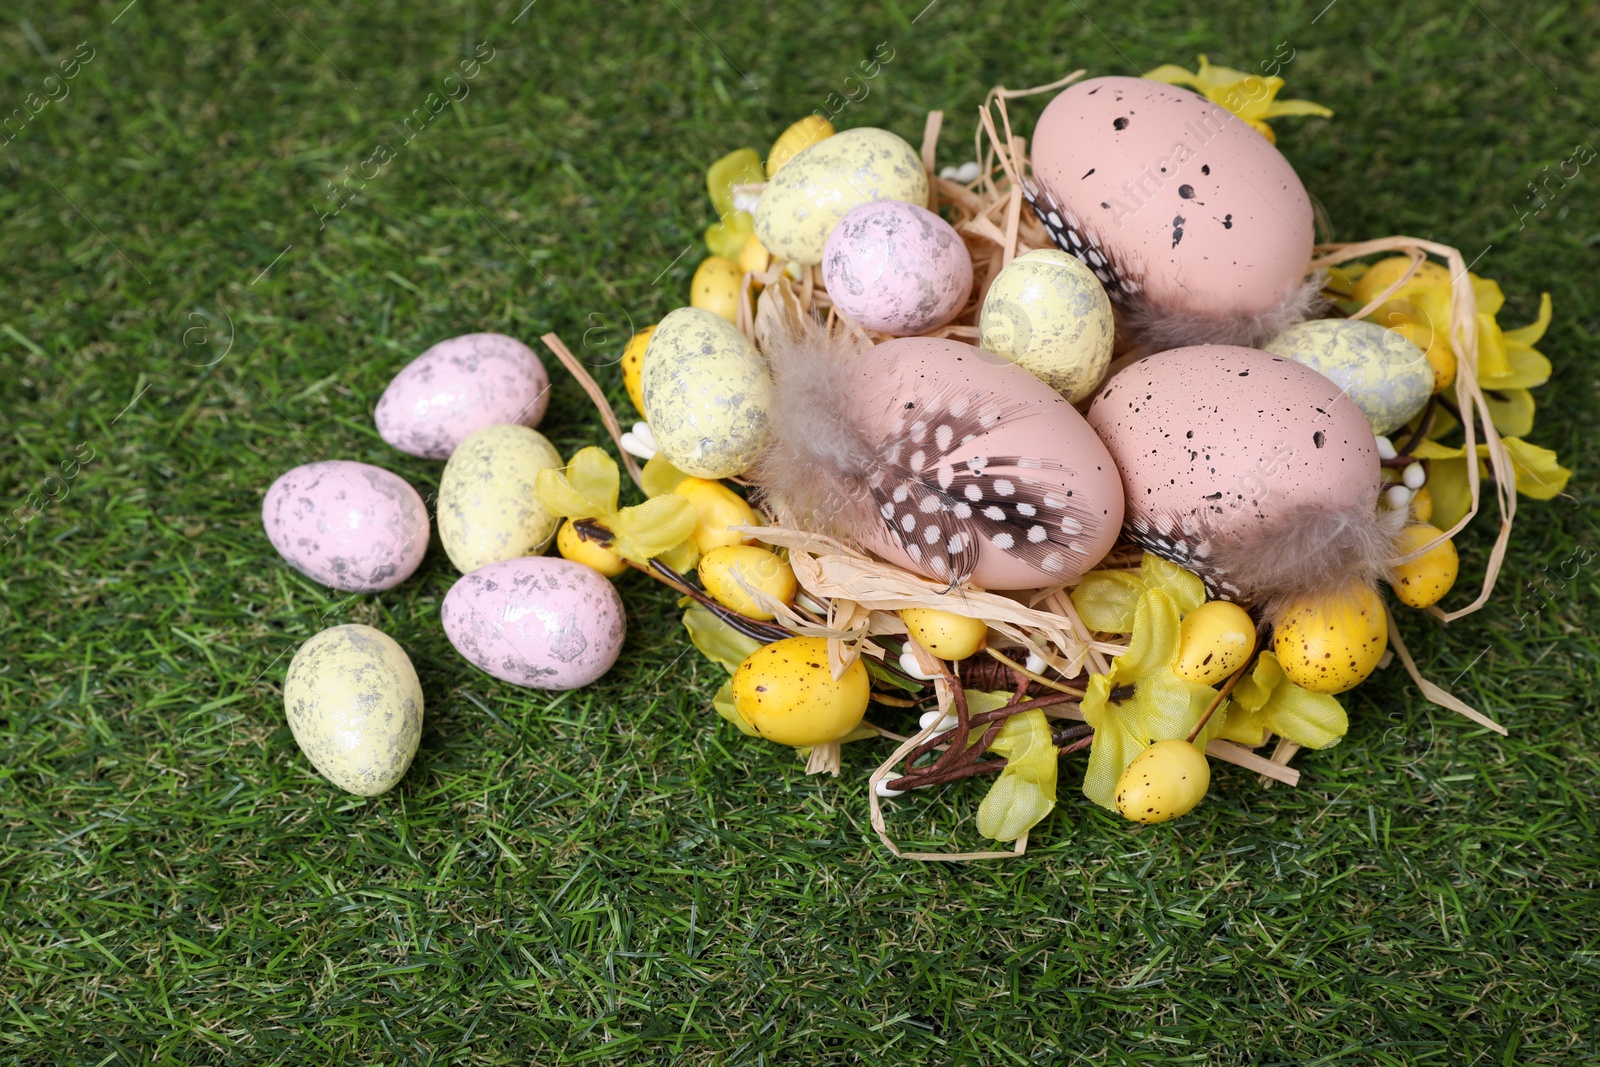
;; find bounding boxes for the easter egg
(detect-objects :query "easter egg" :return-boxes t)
[851,336,1125,589]
[641,307,771,479]
[821,200,972,335]
[620,326,654,415]
[437,424,563,573]
[731,636,869,746]
[1087,345,1379,602]
[1174,600,1256,685]
[1028,76,1314,324]
[441,556,626,689]
[262,461,429,593]
[1273,584,1388,694]
[283,624,422,796]
[900,608,988,661]
[979,248,1114,402]
[556,519,628,578]
[754,127,929,265]
[374,333,549,460]
[1387,523,1459,609]
[690,255,746,322]
[1114,739,1210,824]
[698,545,796,621]
[1264,319,1433,435]
[767,115,834,178]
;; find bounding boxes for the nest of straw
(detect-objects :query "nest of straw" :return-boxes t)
[542,73,1518,860]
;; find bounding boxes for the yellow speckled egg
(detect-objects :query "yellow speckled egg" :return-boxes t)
[767,115,834,177]
[641,307,771,479]
[1273,584,1388,694]
[754,127,929,266]
[437,424,563,573]
[1265,319,1433,435]
[699,545,796,620]
[731,636,869,746]
[900,608,988,661]
[979,249,1114,402]
[284,624,422,796]
[676,477,759,552]
[1388,523,1459,609]
[557,519,628,578]
[738,232,771,276]
[621,326,654,415]
[690,256,745,322]
[1175,600,1256,685]
[1114,739,1209,824]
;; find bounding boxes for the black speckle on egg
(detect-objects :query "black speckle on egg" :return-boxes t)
[1201,164,1210,175]
[1113,116,1129,130]
[1178,184,1195,199]
[1314,431,1326,448]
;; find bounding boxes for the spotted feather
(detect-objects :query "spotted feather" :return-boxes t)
[1020,176,1137,300]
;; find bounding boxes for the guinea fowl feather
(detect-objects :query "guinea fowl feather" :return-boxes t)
[748,310,1108,587]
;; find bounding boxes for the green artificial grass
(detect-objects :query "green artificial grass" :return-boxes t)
[3,0,1599,1062]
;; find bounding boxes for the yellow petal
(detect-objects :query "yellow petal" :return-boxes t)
[1470,274,1505,318]
[1140,553,1207,616]
[1411,438,1465,460]
[1475,314,1513,380]
[1483,388,1536,437]
[1247,120,1276,143]
[1143,63,1202,88]
[976,709,1058,841]
[685,605,765,674]
[1250,653,1348,749]
[1218,704,1270,747]
[1070,569,1144,635]
[1261,98,1334,118]
[1216,76,1282,121]
[610,493,700,563]
[1422,455,1475,531]
[1502,292,1553,347]
[1481,340,1552,391]
[534,467,611,520]
[565,446,622,511]
[1194,55,1253,90]
[641,453,690,498]
[1490,438,1572,501]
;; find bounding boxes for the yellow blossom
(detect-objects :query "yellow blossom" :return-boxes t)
[1414,436,1573,530]
[1217,652,1348,749]
[1079,588,1228,809]
[1143,55,1331,142]
[534,446,699,570]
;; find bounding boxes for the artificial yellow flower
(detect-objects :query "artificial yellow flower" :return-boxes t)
[976,707,1058,842]
[1070,552,1206,634]
[1217,651,1348,749]
[1413,436,1574,531]
[534,446,699,569]
[1143,55,1332,143]
[1079,588,1229,810]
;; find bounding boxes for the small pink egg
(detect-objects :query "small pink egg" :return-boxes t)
[262,461,430,592]
[822,201,972,336]
[375,333,549,460]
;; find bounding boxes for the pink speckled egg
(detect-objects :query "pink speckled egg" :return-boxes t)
[1028,76,1314,321]
[262,461,429,592]
[850,336,1123,589]
[1086,345,1379,600]
[375,333,549,460]
[441,556,625,689]
[822,201,973,336]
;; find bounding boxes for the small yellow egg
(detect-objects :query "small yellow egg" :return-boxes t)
[707,148,763,220]
[699,545,796,620]
[704,210,755,259]
[738,232,771,276]
[1114,739,1210,824]
[690,256,745,322]
[1388,523,1459,609]
[899,608,987,662]
[437,425,563,573]
[1174,601,1256,685]
[1273,584,1388,694]
[1352,256,1453,306]
[732,636,869,746]
[766,115,834,178]
[557,520,628,578]
[1410,485,1434,523]
[640,307,771,479]
[620,326,654,415]
[675,477,759,553]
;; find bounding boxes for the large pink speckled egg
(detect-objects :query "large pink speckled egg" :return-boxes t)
[1028,76,1314,319]
[850,336,1123,589]
[1086,345,1379,599]
[441,556,625,689]
[822,201,973,336]
[375,333,549,460]
[263,461,429,592]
